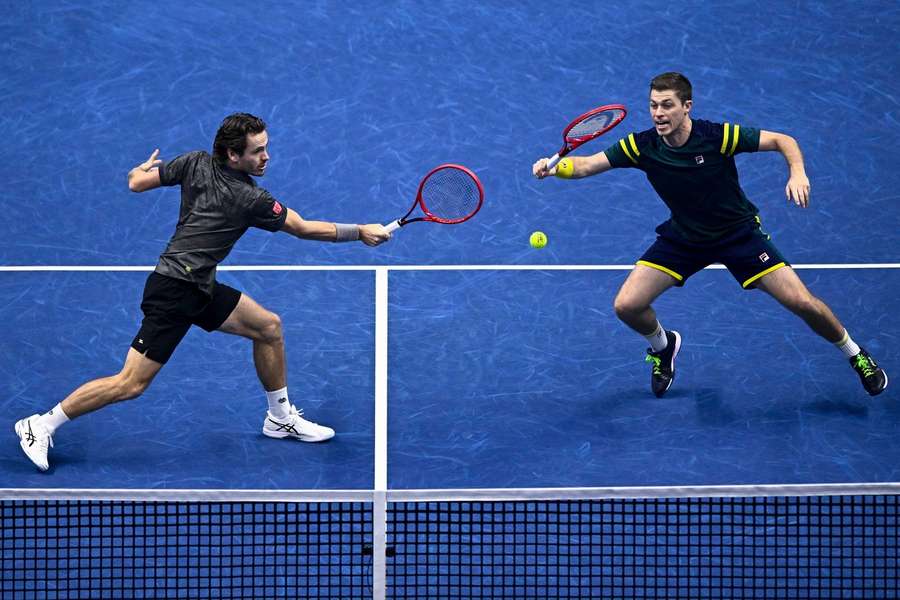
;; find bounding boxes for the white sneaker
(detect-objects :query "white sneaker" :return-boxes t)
[15,415,53,472]
[262,406,335,442]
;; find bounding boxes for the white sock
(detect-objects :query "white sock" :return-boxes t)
[644,321,668,353]
[37,403,70,435]
[266,387,291,419]
[835,329,861,358]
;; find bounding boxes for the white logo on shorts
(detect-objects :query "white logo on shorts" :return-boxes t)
[759,252,770,262]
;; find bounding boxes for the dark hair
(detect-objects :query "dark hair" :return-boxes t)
[213,113,267,162]
[650,72,693,104]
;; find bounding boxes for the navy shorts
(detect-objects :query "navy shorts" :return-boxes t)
[637,219,789,289]
[131,273,242,364]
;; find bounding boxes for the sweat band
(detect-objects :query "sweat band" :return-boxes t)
[554,157,574,179]
[334,223,360,242]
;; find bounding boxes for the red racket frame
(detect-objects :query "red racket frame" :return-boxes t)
[547,103,627,169]
[385,164,484,231]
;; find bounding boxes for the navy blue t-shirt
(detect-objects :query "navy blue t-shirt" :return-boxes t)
[604,119,761,243]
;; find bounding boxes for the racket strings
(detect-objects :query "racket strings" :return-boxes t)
[420,168,481,222]
[567,109,625,141]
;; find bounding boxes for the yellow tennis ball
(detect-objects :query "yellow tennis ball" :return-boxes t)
[529,231,548,249]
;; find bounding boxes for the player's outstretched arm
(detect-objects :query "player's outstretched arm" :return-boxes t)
[758,131,810,208]
[532,151,613,180]
[127,149,163,192]
[281,208,390,246]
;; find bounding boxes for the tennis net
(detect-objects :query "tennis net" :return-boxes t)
[2,495,373,599]
[2,486,898,598]
[387,491,899,598]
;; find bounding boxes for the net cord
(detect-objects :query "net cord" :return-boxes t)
[4,481,899,502]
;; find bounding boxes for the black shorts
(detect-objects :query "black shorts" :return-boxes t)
[131,273,242,364]
[638,219,789,289]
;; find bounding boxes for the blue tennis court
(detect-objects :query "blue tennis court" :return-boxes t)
[1,1,898,598]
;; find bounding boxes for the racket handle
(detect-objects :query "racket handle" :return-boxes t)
[546,153,561,171]
[384,220,402,233]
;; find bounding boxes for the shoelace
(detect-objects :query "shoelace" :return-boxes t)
[645,354,663,375]
[286,406,322,428]
[854,354,876,378]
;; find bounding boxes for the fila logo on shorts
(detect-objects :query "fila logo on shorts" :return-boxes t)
[759,252,770,263]
[272,201,283,215]
[695,155,705,165]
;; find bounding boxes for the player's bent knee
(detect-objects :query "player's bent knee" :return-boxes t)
[613,295,644,320]
[785,293,819,316]
[115,373,153,401]
[259,311,283,344]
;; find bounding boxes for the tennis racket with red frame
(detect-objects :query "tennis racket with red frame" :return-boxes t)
[545,104,627,170]
[384,164,484,233]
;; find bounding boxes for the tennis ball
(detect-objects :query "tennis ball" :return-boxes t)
[529,231,548,249]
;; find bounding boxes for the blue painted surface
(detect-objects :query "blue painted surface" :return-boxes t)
[2,1,899,597]
[0,271,375,489]
[0,0,897,490]
[0,0,896,489]
[388,268,899,489]
[1,1,898,269]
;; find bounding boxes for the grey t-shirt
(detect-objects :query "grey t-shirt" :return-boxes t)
[155,151,288,295]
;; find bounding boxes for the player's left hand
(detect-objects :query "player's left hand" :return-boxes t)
[359,224,391,246]
[785,173,810,208]
[139,149,162,172]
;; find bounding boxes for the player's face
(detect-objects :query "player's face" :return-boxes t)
[232,131,270,176]
[649,90,692,137]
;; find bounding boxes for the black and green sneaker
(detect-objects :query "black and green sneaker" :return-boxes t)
[645,330,681,398]
[850,348,888,396]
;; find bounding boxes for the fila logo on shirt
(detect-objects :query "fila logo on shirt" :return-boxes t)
[694,155,705,165]
[759,252,770,263]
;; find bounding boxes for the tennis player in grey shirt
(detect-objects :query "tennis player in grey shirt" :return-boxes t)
[16,113,391,472]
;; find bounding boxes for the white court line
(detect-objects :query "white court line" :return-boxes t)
[0,263,899,272]
[374,268,388,490]
[372,268,389,600]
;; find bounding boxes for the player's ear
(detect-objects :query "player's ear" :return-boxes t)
[683,99,693,113]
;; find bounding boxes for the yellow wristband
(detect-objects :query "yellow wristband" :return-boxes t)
[554,158,574,179]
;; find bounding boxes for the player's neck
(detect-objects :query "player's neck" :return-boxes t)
[661,116,692,148]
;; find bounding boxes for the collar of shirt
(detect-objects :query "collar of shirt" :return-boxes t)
[217,161,256,186]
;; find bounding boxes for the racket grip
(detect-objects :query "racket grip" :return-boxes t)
[384,220,402,233]
[545,153,561,171]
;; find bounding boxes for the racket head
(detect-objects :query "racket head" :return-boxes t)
[415,164,484,225]
[559,103,627,154]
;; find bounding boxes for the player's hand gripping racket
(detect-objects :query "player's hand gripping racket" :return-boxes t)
[544,104,627,170]
[384,164,484,233]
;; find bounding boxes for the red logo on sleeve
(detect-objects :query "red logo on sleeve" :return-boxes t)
[272,201,283,215]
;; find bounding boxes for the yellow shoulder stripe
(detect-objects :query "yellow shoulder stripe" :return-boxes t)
[628,133,640,157]
[729,124,740,156]
[619,138,637,164]
[720,123,731,155]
